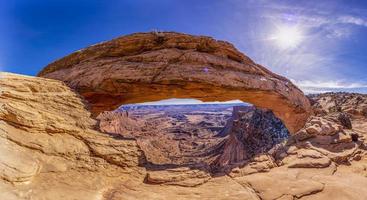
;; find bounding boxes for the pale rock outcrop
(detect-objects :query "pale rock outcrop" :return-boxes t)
[282,149,332,168]
[145,167,211,187]
[304,117,343,136]
[0,137,40,183]
[235,169,325,200]
[228,154,277,177]
[104,175,260,200]
[0,72,145,199]
[0,72,145,172]
[234,162,367,200]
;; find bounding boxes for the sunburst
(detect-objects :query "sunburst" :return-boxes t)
[272,26,303,49]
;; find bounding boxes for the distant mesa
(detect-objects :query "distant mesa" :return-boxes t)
[38,32,311,133]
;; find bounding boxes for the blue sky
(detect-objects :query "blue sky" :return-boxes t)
[1,0,367,93]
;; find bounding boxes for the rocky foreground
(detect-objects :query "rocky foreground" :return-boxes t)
[1,72,367,200]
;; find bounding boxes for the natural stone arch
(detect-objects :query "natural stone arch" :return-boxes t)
[38,32,311,133]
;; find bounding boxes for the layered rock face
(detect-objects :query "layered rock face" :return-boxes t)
[0,73,145,199]
[38,32,311,133]
[213,106,289,169]
[97,111,145,138]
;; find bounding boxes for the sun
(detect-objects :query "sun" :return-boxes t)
[272,26,303,49]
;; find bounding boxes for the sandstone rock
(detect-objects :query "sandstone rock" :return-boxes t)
[292,129,314,142]
[309,92,367,118]
[0,72,145,186]
[38,32,311,133]
[104,176,260,200]
[0,137,40,183]
[228,154,277,177]
[309,142,360,164]
[235,162,367,200]
[212,106,288,169]
[145,167,211,187]
[336,156,367,177]
[286,149,332,168]
[305,117,342,136]
[306,124,323,135]
[302,173,367,200]
[235,169,325,200]
[97,110,146,137]
[338,112,352,129]
[277,93,367,171]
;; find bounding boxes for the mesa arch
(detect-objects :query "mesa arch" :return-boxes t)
[38,32,311,133]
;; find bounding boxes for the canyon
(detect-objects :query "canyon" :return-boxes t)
[1,32,367,200]
[98,103,289,173]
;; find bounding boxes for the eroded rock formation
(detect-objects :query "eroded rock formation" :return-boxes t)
[97,111,145,137]
[212,106,289,170]
[0,72,145,199]
[38,32,311,133]
[309,92,367,118]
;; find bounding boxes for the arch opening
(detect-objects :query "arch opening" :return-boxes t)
[97,98,290,172]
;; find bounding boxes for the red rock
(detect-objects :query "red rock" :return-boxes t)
[38,32,311,133]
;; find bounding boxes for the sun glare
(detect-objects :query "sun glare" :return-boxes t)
[272,26,303,49]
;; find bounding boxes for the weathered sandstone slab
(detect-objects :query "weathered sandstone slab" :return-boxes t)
[145,167,211,187]
[0,72,145,186]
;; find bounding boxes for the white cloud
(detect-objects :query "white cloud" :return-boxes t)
[338,15,367,27]
[260,5,367,39]
[325,26,351,38]
[291,79,367,94]
[293,80,367,89]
